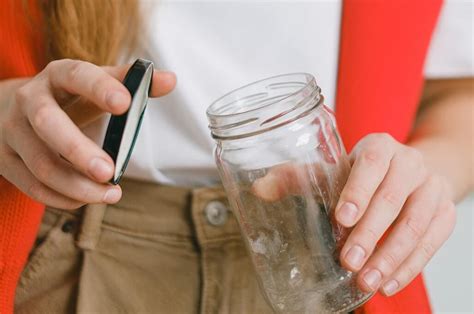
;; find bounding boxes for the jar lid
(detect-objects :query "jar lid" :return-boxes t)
[102,59,154,184]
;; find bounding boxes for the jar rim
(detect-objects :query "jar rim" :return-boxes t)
[206,73,321,140]
[206,73,317,118]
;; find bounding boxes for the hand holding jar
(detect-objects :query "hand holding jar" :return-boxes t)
[254,132,457,297]
[207,73,456,313]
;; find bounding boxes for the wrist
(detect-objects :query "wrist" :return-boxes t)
[408,137,471,202]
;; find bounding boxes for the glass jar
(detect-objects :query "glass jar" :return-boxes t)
[206,74,373,313]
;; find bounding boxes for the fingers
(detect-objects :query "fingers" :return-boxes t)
[48,60,176,110]
[64,67,177,127]
[380,199,456,296]
[47,59,131,114]
[252,163,299,202]
[2,59,175,208]
[17,87,114,182]
[355,175,444,292]
[2,153,84,209]
[149,70,177,97]
[104,65,177,98]
[251,163,311,202]
[335,135,395,227]
[5,122,122,204]
[340,146,427,272]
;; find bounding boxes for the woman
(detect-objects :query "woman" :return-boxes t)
[0,0,472,313]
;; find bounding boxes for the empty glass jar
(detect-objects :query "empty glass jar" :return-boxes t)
[206,74,373,313]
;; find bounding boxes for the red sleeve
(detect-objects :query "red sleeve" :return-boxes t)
[0,180,45,313]
[0,1,46,313]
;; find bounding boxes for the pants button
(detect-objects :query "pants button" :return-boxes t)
[204,201,229,226]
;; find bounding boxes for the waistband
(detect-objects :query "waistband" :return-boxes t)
[44,178,243,250]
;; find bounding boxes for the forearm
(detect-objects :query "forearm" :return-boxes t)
[408,78,474,202]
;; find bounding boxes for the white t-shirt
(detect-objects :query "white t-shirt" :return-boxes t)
[84,0,473,187]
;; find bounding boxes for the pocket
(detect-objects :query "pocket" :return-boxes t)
[15,210,83,312]
[27,209,61,258]
[18,209,79,288]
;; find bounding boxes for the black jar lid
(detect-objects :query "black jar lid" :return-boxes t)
[102,59,154,184]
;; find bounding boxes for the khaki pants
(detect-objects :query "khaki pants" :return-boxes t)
[14,179,274,314]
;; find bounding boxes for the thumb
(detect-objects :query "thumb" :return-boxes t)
[251,163,308,202]
[103,64,177,98]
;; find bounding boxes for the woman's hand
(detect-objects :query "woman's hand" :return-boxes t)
[252,132,456,296]
[0,59,176,209]
[335,133,456,296]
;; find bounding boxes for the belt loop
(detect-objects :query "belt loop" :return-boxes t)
[76,203,107,250]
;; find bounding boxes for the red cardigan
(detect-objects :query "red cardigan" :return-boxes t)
[0,0,442,313]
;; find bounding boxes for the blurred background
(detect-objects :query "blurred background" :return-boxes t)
[424,193,473,313]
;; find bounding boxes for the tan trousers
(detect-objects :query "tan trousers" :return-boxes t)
[14,179,274,314]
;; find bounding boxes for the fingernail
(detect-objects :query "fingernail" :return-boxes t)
[363,269,382,290]
[345,245,366,269]
[337,202,358,226]
[89,158,113,180]
[382,280,399,296]
[107,91,129,108]
[103,187,121,204]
